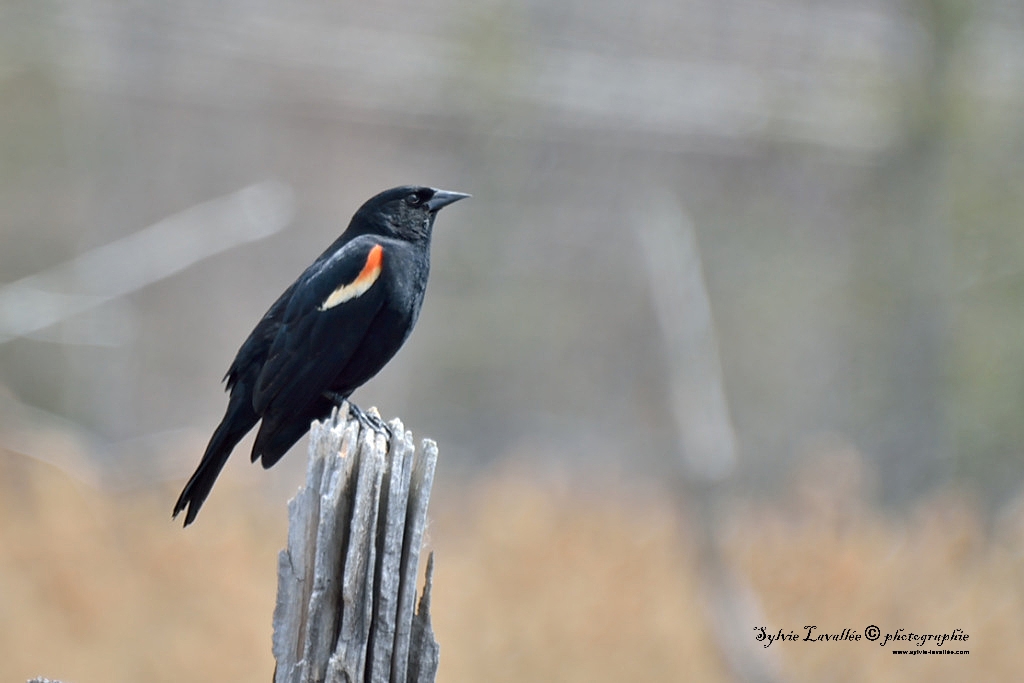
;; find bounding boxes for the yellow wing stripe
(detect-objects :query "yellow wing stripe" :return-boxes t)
[319,244,384,311]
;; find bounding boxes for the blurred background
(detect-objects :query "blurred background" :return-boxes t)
[1,0,1023,680]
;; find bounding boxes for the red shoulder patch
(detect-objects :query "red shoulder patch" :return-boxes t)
[319,244,384,310]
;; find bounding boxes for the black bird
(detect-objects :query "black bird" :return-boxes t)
[173,185,469,525]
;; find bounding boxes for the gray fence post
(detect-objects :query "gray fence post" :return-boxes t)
[272,406,439,683]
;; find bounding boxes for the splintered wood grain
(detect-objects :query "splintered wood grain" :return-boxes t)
[272,407,439,683]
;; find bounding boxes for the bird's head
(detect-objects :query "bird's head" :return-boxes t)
[350,186,470,241]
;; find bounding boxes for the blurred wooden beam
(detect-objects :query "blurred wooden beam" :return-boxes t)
[637,194,782,683]
[0,181,294,346]
[44,3,937,155]
[273,406,439,683]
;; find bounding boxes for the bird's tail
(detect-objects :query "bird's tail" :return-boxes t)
[251,396,334,469]
[173,393,258,526]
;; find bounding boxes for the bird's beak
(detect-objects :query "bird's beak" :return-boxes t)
[426,190,471,212]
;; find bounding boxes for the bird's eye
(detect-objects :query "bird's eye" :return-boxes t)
[405,193,421,206]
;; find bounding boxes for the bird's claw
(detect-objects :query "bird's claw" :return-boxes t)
[347,402,392,440]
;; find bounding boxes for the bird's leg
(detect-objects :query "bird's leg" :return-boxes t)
[323,391,348,408]
[322,391,350,424]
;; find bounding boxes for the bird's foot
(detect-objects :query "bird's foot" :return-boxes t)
[347,402,391,440]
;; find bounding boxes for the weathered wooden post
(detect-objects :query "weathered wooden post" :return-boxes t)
[272,405,439,683]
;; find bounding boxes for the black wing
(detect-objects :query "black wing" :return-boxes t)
[224,228,364,392]
[252,235,388,417]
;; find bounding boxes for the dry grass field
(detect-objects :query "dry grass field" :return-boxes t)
[1,448,1020,682]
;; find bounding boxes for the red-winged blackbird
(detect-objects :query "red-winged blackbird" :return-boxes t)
[173,186,469,525]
